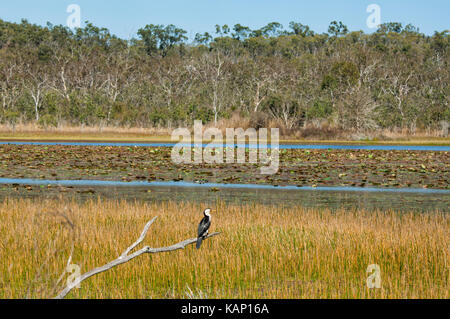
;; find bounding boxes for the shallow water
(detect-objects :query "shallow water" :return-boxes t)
[1,141,449,151]
[1,177,449,194]
[2,142,448,212]
[1,178,448,212]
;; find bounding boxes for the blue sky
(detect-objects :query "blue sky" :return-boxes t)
[0,0,448,40]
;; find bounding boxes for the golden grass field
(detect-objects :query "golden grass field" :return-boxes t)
[0,197,448,299]
[1,123,448,145]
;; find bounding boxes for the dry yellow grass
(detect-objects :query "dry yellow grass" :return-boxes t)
[1,123,448,145]
[0,197,448,299]
[0,123,172,142]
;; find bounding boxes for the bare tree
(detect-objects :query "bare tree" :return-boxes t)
[189,51,228,124]
[25,69,48,122]
[54,216,220,299]
[101,46,136,124]
[152,59,193,127]
[382,72,413,128]
[337,87,378,133]
[47,42,76,105]
[0,60,22,114]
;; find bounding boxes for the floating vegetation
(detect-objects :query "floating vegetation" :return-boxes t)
[0,145,448,190]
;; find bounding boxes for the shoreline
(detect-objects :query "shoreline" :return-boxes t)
[1,136,449,146]
[1,140,449,151]
[2,177,450,194]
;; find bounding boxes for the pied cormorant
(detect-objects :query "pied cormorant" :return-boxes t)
[196,208,212,249]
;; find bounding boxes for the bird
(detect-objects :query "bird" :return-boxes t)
[196,208,212,249]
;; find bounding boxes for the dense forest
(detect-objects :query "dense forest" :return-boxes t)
[0,18,448,136]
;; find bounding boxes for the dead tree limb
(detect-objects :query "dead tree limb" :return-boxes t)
[54,216,220,299]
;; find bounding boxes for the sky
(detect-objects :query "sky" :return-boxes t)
[0,0,448,40]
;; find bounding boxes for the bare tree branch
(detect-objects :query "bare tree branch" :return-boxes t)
[119,216,158,259]
[54,217,220,299]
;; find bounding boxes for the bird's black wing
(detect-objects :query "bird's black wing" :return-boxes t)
[197,216,211,238]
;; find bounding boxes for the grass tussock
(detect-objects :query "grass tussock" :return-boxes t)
[0,198,448,299]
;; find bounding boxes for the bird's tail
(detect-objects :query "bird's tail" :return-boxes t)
[196,237,203,249]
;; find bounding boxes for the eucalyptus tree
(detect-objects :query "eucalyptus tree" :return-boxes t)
[137,24,187,56]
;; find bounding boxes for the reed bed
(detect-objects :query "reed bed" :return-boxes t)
[0,197,448,299]
[1,123,448,144]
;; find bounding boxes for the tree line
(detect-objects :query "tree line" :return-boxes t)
[0,18,448,134]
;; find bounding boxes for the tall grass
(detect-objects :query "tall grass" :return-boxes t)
[0,197,448,298]
[0,123,448,143]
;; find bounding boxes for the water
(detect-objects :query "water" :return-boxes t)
[1,141,449,151]
[2,141,448,212]
[1,177,449,194]
[1,178,448,212]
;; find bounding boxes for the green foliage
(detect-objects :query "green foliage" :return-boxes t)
[377,22,403,34]
[328,21,348,37]
[321,61,359,89]
[232,24,251,41]
[3,111,20,125]
[215,24,230,36]
[307,100,333,119]
[194,32,212,45]
[252,22,286,38]
[289,22,314,37]
[37,44,53,61]
[431,30,449,53]
[137,24,187,56]
[37,114,57,128]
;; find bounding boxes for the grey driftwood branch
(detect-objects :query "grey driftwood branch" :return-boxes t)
[54,216,220,299]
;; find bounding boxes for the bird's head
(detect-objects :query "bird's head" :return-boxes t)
[203,208,211,217]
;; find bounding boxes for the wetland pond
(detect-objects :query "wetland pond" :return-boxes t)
[0,141,448,212]
[1,178,448,213]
